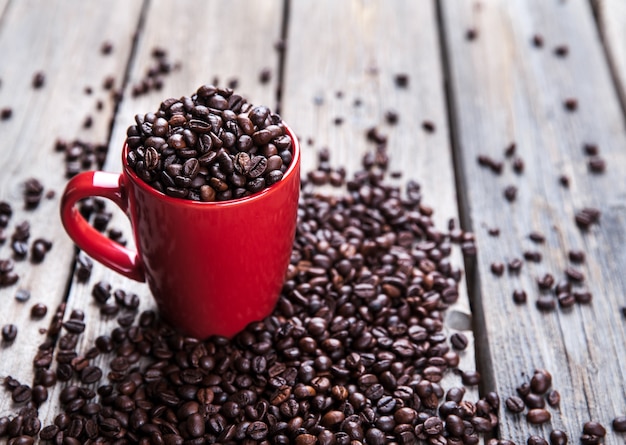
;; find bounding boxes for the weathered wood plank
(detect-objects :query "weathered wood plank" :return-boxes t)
[595,0,626,112]
[0,0,144,419]
[441,0,626,442]
[282,0,477,396]
[39,0,285,429]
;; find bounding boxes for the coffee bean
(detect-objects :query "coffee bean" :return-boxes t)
[568,249,585,263]
[30,303,48,318]
[12,384,32,403]
[80,366,102,384]
[32,71,45,88]
[612,416,626,432]
[527,408,551,424]
[505,396,525,413]
[450,333,468,350]
[513,289,527,304]
[563,98,578,111]
[62,320,85,334]
[587,156,606,173]
[490,262,504,276]
[528,436,549,445]
[582,421,606,437]
[554,45,569,57]
[504,185,517,201]
[508,258,523,273]
[530,369,552,394]
[2,324,17,341]
[461,370,480,386]
[564,267,584,282]
[537,273,555,290]
[549,429,568,445]
[394,73,409,88]
[575,208,600,229]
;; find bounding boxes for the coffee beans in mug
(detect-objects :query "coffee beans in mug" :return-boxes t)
[125,85,292,201]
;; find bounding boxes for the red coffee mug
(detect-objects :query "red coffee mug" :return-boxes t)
[60,125,300,339]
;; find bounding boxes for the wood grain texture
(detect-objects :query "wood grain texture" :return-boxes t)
[282,0,477,396]
[0,0,144,419]
[595,0,626,111]
[39,0,285,428]
[441,0,626,442]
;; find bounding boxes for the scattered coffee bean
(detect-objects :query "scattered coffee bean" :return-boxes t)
[75,253,93,282]
[504,185,517,202]
[613,416,626,432]
[422,120,436,133]
[563,98,578,111]
[15,288,31,302]
[30,303,48,319]
[546,389,560,407]
[450,332,469,350]
[532,34,544,48]
[530,369,552,394]
[549,429,568,445]
[32,71,45,89]
[504,143,516,157]
[524,250,542,262]
[505,396,525,413]
[536,296,556,311]
[394,73,409,88]
[100,41,113,55]
[568,249,585,263]
[573,291,593,304]
[513,157,525,174]
[529,232,545,243]
[537,273,555,290]
[491,262,504,276]
[1,107,12,120]
[2,324,17,341]
[466,28,478,40]
[564,267,584,282]
[575,207,600,229]
[587,156,605,173]
[559,174,570,188]
[385,110,399,125]
[554,45,569,57]
[508,258,523,273]
[513,289,527,304]
[527,408,551,424]
[488,227,500,236]
[583,143,599,156]
[259,67,272,84]
[528,435,549,445]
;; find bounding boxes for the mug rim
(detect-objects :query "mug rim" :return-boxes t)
[122,123,301,208]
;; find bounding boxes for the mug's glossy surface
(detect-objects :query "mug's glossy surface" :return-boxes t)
[61,126,300,339]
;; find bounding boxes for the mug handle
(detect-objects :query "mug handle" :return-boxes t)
[60,171,145,282]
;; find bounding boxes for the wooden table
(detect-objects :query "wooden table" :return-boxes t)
[1,0,625,443]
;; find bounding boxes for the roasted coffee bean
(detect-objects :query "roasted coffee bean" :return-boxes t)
[12,384,32,403]
[530,369,552,394]
[568,250,585,263]
[527,409,551,424]
[503,185,517,202]
[582,421,606,437]
[505,396,525,413]
[612,416,626,432]
[2,323,17,341]
[490,262,504,276]
[450,332,468,350]
[546,389,560,407]
[513,289,527,304]
[549,429,568,445]
[528,436,549,445]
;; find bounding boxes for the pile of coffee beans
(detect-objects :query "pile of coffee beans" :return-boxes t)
[125,85,293,201]
[0,144,487,445]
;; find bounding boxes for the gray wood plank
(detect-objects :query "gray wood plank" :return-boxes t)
[39,0,285,428]
[0,0,144,419]
[441,0,626,442]
[595,0,626,111]
[282,0,477,397]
